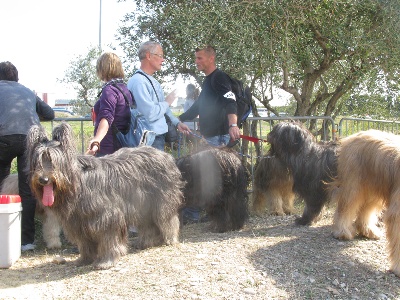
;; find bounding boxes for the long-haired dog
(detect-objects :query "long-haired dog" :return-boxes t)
[330,129,400,276]
[176,147,249,232]
[267,122,338,225]
[0,174,62,249]
[27,122,184,269]
[252,153,296,216]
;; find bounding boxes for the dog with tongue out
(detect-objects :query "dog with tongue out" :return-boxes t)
[26,122,184,270]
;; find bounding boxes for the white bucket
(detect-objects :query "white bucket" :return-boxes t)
[0,195,22,268]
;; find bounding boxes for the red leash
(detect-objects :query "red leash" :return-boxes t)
[240,135,268,143]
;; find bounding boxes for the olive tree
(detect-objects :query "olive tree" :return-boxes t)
[59,47,102,116]
[118,0,400,118]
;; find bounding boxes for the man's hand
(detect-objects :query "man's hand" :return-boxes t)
[229,125,240,141]
[177,122,191,135]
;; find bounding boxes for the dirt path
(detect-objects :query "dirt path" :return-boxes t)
[1,209,399,300]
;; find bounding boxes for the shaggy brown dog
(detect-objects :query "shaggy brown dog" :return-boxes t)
[0,174,62,249]
[176,147,249,232]
[252,154,296,216]
[331,129,400,276]
[267,122,338,225]
[27,122,184,269]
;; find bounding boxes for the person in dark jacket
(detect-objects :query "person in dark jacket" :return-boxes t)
[179,46,241,223]
[0,61,55,251]
[179,45,240,146]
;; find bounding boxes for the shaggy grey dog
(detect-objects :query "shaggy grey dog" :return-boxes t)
[252,153,296,216]
[267,122,338,225]
[27,122,184,269]
[176,147,249,232]
[0,174,62,249]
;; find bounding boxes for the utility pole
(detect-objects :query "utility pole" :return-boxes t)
[99,0,102,51]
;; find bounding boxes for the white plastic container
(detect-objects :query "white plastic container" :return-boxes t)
[0,195,22,268]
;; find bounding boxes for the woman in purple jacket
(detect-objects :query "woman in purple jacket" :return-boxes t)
[87,52,132,156]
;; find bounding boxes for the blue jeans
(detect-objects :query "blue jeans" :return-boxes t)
[152,134,166,151]
[0,134,36,245]
[182,206,201,223]
[205,134,230,147]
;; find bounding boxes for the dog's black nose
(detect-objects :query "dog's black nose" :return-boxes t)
[39,177,49,185]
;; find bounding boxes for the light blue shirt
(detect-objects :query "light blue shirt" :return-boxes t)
[127,69,180,135]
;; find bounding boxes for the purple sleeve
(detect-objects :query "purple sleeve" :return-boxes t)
[97,85,118,125]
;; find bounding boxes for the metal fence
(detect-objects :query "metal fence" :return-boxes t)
[49,115,399,190]
[338,117,400,136]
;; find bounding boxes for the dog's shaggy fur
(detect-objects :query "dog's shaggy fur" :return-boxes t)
[252,154,296,216]
[267,122,338,225]
[27,122,184,269]
[331,129,400,276]
[0,174,62,249]
[176,147,249,232]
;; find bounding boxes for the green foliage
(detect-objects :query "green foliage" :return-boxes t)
[117,0,400,118]
[59,47,102,116]
[341,94,400,120]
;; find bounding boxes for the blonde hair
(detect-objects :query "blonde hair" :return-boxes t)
[96,52,125,82]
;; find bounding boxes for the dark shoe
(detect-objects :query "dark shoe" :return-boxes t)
[63,247,79,254]
[129,226,138,237]
[182,216,199,225]
[21,243,36,251]
[200,215,210,223]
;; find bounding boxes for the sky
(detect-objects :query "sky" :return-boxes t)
[1,0,288,106]
[0,0,133,100]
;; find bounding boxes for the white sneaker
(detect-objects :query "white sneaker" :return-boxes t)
[21,244,36,251]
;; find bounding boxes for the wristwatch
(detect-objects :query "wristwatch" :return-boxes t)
[229,124,238,128]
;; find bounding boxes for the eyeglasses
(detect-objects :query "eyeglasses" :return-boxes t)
[151,53,164,59]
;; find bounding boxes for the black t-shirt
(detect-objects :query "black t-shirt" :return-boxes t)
[179,69,237,137]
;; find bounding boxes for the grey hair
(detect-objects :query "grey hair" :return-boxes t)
[138,41,161,60]
[28,122,184,269]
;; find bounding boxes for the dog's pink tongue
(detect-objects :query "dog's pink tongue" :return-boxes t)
[42,184,54,206]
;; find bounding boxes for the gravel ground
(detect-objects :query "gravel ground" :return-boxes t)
[1,205,400,300]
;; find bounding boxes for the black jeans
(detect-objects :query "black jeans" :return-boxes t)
[0,134,36,245]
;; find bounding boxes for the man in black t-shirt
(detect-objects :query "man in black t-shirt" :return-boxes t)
[179,46,241,224]
[179,45,240,146]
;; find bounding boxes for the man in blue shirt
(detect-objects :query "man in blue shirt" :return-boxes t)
[127,41,190,151]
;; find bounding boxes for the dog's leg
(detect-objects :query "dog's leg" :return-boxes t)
[252,189,268,216]
[282,192,296,215]
[42,208,62,249]
[74,241,96,267]
[385,190,400,277]
[137,223,162,249]
[228,187,248,231]
[332,186,363,240]
[159,214,180,246]
[93,234,127,270]
[295,198,325,226]
[355,197,384,240]
[266,190,285,216]
[207,201,229,233]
